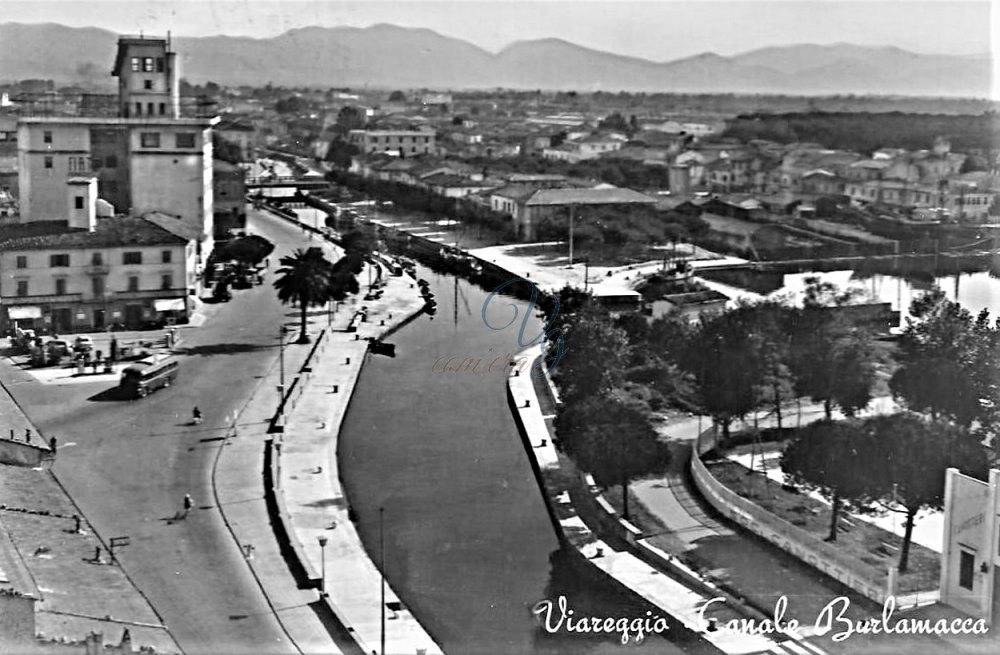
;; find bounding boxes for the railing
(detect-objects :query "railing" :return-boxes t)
[4,293,83,304]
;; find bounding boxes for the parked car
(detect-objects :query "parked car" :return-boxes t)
[74,335,94,353]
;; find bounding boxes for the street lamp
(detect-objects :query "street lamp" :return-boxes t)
[318,535,328,596]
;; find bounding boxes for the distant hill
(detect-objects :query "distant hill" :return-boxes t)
[0,22,991,97]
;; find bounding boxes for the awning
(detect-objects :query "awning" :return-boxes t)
[7,306,42,320]
[154,298,186,312]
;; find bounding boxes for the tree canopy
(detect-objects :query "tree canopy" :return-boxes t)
[273,247,336,343]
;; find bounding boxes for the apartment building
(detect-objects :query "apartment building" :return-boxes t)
[347,129,436,156]
[14,35,217,258]
[0,180,198,333]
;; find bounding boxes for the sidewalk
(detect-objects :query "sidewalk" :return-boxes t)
[0,387,179,652]
[507,344,806,655]
[276,266,441,655]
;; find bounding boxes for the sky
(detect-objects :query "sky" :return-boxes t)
[2,0,995,60]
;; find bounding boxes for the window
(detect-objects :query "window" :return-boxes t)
[175,133,196,148]
[50,254,70,267]
[16,281,28,297]
[159,103,166,116]
[959,550,975,590]
[92,276,105,297]
[123,251,142,265]
[55,279,67,295]
[15,255,27,269]
[161,250,172,263]
[68,156,89,173]
[75,196,84,210]
[105,154,117,169]
[140,133,161,148]
[161,274,173,290]
[44,156,53,169]
[127,276,139,292]
[91,252,103,265]
[147,102,154,116]
[144,79,153,90]
[143,57,154,72]
[43,130,52,144]
[135,102,142,116]
[156,57,164,73]
[131,57,141,72]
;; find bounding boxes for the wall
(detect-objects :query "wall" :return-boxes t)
[691,448,894,604]
[0,438,50,468]
[17,122,91,221]
[0,590,35,646]
[128,123,208,237]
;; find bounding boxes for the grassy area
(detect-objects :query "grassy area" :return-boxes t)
[705,458,940,593]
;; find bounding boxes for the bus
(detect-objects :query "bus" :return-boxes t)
[120,356,179,398]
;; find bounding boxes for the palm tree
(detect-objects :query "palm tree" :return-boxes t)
[273,247,334,344]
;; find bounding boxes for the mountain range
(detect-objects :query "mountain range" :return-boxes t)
[0,22,992,98]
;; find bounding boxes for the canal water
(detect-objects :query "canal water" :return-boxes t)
[702,267,1000,328]
[338,268,691,654]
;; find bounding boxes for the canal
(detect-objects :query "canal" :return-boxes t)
[700,264,1000,327]
[338,268,692,654]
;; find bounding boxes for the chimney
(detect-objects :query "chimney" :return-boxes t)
[67,177,98,232]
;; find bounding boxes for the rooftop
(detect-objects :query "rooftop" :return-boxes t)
[0,215,192,251]
[525,187,657,206]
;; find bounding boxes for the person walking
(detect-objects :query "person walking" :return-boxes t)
[183,494,194,518]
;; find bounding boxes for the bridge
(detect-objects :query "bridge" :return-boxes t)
[246,178,331,191]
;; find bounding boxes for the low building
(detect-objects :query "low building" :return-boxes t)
[420,173,499,198]
[347,129,435,157]
[0,186,199,334]
[650,289,729,323]
[215,117,255,160]
[516,187,658,241]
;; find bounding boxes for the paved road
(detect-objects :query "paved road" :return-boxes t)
[7,209,329,654]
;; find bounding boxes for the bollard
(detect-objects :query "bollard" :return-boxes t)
[333,385,338,393]
[380,319,385,326]
[74,515,81,533]
[9,429,13,441]
[25,429,31,443]
[355,334,360,340]
[514,370,519,377]
[539,439,547,448]
[94,546,102,562]
[345,357,350,365]
[49,436,57,454]
[524,400,531,408]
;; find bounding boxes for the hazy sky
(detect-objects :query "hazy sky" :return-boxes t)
[3,0,995,59]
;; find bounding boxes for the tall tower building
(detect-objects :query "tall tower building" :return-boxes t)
[111,35,181,119]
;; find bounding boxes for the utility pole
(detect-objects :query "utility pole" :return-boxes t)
[380,506,386,655]
[568,204,575,267]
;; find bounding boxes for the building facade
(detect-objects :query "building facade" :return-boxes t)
[347,129,436,156]
[0,212,197,334]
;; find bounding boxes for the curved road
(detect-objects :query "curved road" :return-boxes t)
[9,210,325,654]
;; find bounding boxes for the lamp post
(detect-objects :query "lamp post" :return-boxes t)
[318,535,328,596]
[277,326,287,416]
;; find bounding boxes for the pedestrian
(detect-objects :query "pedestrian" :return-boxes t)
[49,436,57,453]
[183,494,194,518]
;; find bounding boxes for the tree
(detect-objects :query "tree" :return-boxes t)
[781,420,872,542]
[552,305,630,403]
[682,302,784,440]
[556,396,670,520]
[273,247,334,343]
[328,254,361,301]
[212,133,244,164]
[214,235,274,267]
[788,278,878,420]
[388,90,406,102]
[860,413,988,572]
[325,138,359,169]
[890,289,998,427]
[336,105,366,132]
